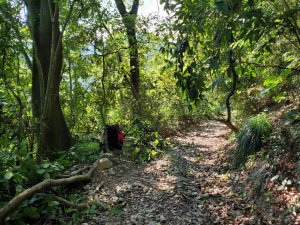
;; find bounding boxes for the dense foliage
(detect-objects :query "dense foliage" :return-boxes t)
[0,0,299,223]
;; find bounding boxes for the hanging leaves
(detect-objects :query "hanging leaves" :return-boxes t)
[214,0,229,14]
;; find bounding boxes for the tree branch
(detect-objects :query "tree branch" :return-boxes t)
[114,0,128,16]
[240,61,300,73]
[0,159,100,222]
[93,46,129,58]
[42,194,89,209]
[130,0,139,15]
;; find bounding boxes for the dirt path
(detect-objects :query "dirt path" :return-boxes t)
[87,121,257,225]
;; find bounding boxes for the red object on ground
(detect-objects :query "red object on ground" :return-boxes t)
[118,129,125,143]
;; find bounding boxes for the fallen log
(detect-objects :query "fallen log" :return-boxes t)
[0,159,101,223]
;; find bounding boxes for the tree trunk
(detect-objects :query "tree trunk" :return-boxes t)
[114,0,140,101]
[223,32,239,133]
[126,26,140,100]
[25,0,72,161]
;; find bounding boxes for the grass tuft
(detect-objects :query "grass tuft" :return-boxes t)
[234,114,272,167]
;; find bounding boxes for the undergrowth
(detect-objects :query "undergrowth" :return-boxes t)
[123,117,168,163]
[234,114,272,167]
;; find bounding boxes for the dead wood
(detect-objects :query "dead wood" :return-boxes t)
[57,165,91,178]
[42,194,89,209]
[0,159,100,223]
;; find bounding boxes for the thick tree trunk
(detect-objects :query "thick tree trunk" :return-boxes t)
[126,27,140,100]
[26,0,72,161]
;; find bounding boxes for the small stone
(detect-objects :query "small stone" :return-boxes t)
[83,185,90,190]
[130,215,139,225]
[143,186,149,193]
[120,201,127,207]
[147,221,158,225]
[191,192,198,196]
[125,185,132,192]
[234,175,239,182]
[118,197,125,203]
[152,196,158,201]
[133,182,143,188]
[111,196,119,203]
[136,214,144,221]
[94,194,100,201]
[98,158,112,170]
[109,168,116,176]
[95,181,104,191]
[159,215,167,223]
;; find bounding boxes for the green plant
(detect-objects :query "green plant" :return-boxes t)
[36,160,64,179]
[234,114,272,167]
[58,141,99,166]
[108,204,123,217]
[124,117,166,163]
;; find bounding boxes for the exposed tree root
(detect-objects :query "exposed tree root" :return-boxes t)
[0,159,100,223]
[215,118,239,133]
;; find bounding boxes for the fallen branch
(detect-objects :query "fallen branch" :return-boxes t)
[0,159,100,223]
[42,194,89,209]
[57,165,91,178]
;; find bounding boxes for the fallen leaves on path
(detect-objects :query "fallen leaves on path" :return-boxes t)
[81,120,298,225]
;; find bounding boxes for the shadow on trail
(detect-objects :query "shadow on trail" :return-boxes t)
[90,121,263,225]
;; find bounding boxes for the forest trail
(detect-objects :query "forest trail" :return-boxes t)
[88,121,255,225]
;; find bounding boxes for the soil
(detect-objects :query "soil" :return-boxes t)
[82,120,298,225]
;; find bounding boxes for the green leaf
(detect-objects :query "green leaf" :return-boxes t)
[44,172,50,179]
[42,163,50,168]
[248,0,254,7]
[4,171,13,180]
[211,75,224,92]
[23,207,40,219]
[209,56,219,70]
[48,201,60,207]
[16,220,26,225]
[280,68,291,79]
[274,19,282,23]
[215,0,229,14]
[15,185,24,194]
[37,169,45,174]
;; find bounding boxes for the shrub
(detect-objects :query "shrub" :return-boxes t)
[234,114,272,167]
[124,117,166,163]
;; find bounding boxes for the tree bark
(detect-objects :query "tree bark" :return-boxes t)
[25,0,73,161]
[223,32,239,133]
[114,0,140,101]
